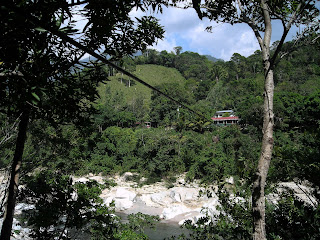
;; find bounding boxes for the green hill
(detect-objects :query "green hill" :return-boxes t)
[97,64,186,107]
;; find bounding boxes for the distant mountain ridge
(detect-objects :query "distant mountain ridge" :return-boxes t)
[80,52,222,64]
[204,55,223,62]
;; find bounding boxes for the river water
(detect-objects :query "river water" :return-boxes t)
[0,205,190,240]
[116,212,190,240]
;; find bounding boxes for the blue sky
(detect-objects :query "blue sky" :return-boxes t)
[130,5,303,61]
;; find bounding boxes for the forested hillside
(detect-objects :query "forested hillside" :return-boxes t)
[1,40,320,238]
[2,42,319,183]
[1,0,320,239]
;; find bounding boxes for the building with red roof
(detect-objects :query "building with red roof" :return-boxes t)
[211,110,239,126]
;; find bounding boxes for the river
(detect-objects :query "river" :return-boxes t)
[116,212,190,240]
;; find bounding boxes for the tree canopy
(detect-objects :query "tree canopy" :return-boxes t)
[169,1,320,239]
[0,0,165,238]
[1,1,320,239]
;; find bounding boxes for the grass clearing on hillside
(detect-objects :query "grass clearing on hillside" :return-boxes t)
[97,64,186,107]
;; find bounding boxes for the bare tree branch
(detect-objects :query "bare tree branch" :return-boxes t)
[270,2,303,66]
[0,116,20,146]
[0,71,24,77]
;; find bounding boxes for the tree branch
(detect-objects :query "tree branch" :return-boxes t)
[261,0,272,49]
[237,0,263,49]
[5,4,207,121]
[270,2,303,66]
[0,71,24,77]
[292,180,317,207]
[0,115,20,146]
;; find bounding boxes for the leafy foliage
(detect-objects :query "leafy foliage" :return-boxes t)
[19,170,160,240]
[20,170,117,239]
[1,1,320,237]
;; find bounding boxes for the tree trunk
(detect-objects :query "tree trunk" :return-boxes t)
[252,65,274,240]
[252,51,274,240]
[252,2,273,239]
[0,109,30,240]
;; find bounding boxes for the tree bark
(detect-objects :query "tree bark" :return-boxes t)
[0,109,30,240]
[252,65,274,240]
[252,1,273,239]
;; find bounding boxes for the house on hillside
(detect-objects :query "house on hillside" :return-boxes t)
[135,121,158,128]
[211,110,239,126]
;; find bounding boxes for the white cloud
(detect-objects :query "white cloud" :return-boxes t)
[74,3,301,62]
[129,5,298,61]
[157,7,201,34]
[129,7,145,19]
[151,34,177,53]
[148,6,261,61]
[219,29,260,60]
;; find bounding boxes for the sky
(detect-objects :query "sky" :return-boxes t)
[130,5,302,61]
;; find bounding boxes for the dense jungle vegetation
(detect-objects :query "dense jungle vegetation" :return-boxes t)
[3,42,319,185]
[2,43,320,239]
[1,1,319,239]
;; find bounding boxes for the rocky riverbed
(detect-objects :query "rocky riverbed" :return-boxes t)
[74,172,317,224]
[0,172,220,239]
[73,172,221,225]
[1,171,317,239]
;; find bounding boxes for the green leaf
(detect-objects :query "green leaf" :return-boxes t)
[56,11,64,28]
[34,27,47,32]
[31,92,40,101]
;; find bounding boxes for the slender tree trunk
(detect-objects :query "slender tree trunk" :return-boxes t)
[252,65,274,240]
[0,109,30,240]
[252,2,273,239]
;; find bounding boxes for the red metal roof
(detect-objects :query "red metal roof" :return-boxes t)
[211,116,239,121]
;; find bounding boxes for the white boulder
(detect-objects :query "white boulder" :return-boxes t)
[102,187,137,211]
[150,192,173,206]
[116,188,136,201]
[161,204,192,220]
[170,190,181,202]
[225,176,234,185]
[202,198,220,218]
[73,177,89,183]
[115,198,134,211]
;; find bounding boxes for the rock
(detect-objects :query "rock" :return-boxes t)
[178,212,206,225]
[184,190,198,201]
[103,196,114,206]
[170,190,181,202]
[122,172,134,179]
[267,182,316,206]
[202,198,220,218]
[116,188,136,201]
[139,194,154,207]
[102,187,137,211]
[115,198,134,211]
[172,187,200,202]
[161,204,192,220]
[225,176,234,185]
[88,175,105,184]
[15,203,35,215]
[150,192,173,206]
[74,177,89,183]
